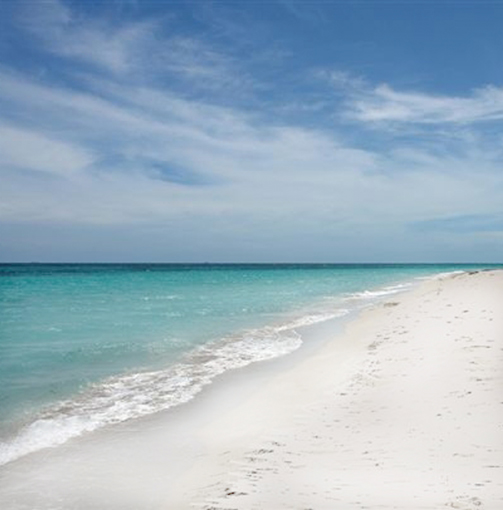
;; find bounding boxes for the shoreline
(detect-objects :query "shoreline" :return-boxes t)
[0,273,415,468]
[0,269,502,509]
[185,269,503,510]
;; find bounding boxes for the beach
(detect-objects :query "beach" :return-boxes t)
[0,269,502,509]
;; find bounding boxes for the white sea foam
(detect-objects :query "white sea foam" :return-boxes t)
[429,270,465,280]
[344,282,413,301]
[412,270,468,282]
[277,309,350,331]
[0,307,349,467]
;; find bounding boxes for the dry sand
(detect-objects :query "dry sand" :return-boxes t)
[182,270,503,509]
[0,270,502,509]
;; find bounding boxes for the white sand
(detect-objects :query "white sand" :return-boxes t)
[182,270,503,509]
[1,270,502,509]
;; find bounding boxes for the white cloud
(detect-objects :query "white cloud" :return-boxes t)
[348,83,503,125]
[21,0,155,74]
[1,68,502,237]
[325,70,366,93]
[19,0,252,96]
[278,0,326,25]
[156,36,252,92]
[2,2,503,261]
[0,124,94,176]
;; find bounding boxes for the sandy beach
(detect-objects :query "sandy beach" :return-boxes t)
[1,269,502,509]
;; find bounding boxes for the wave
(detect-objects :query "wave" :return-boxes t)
[344,282,413,301]
[0,308,349,467]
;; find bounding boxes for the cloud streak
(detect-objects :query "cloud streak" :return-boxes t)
[0,124,94,176]
[345,83,503,125]
[1,63,500,233]
[20,0,156,75]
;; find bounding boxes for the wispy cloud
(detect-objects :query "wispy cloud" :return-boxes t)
[17,0,252,99]
[2,0,503,261]
[0,123,94,177]
[278,0,327,25]
[2,63,501,231]
[346,83,503,125]
[153,36,255,94]
[20,0,156,75]
[324,70,367,94]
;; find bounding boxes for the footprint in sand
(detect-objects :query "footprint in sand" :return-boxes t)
[446,495,483,509]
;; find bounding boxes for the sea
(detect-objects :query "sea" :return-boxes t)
[0,263,498,466]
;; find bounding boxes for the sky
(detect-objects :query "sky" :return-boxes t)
[1,0,503,263]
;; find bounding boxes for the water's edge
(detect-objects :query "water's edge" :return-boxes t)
[0,266,493,467]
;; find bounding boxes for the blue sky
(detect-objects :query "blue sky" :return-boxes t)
[1,0,503,262]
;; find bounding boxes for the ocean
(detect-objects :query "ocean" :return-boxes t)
[0,263,497,466]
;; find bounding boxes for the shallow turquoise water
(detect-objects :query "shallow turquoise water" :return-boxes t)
[0,263,499,464]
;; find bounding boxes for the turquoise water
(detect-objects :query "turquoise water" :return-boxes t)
[0,263,498,464]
